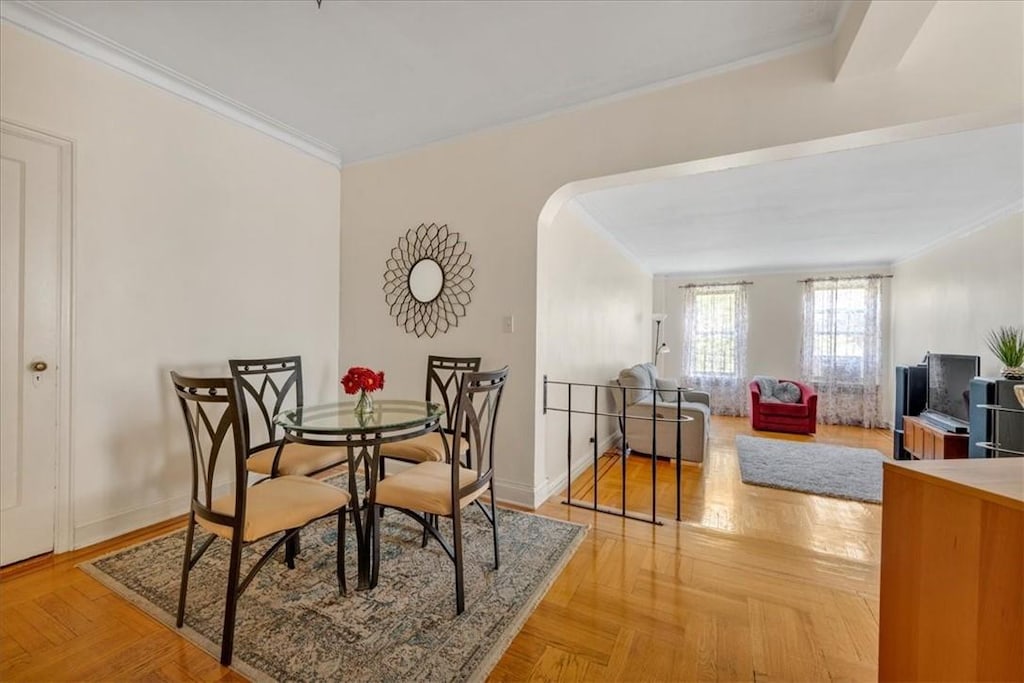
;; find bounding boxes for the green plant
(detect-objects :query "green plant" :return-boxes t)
[985,326,1024,367]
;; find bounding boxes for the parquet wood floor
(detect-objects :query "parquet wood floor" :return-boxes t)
[1,417,890,681]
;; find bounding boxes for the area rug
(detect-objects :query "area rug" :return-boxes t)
[80,492,586,682]
[735,435,885,503]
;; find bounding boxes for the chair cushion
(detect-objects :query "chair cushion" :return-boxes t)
[245,442,347,476]
[619,364,655,404]
[773,381,802,403]
[757,400,810,418]
[198,475,350,543]
[379,432,448,463]
[374,461,485,516]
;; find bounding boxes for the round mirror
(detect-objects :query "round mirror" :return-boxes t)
[408,258,444,303]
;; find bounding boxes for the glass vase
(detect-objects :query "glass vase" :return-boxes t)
[354,389,374,418]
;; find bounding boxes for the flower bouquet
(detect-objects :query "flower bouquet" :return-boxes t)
[341,366,385,417]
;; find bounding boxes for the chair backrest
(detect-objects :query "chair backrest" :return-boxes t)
[426,355,481,434]
[170,372,248,528]
[449,367,509,499]
[228,356,303,454]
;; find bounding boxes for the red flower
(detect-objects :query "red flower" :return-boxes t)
[341,366,385,394]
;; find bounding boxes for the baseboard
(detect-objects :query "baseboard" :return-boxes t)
[73,469,565,548]
[491,478,538,509]
[73,482,233,550]
[535,431,619,507]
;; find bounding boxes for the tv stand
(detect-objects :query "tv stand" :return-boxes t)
[903,415,968,460]
[919,410,969,434]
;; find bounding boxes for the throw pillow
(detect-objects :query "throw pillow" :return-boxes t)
[753,375,777,397]
[774,381,802,403]
[618,365,653,404]
[655,378,680,403]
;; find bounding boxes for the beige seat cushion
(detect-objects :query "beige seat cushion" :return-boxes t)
[374,461,485,516]
[379,432,449,463]
[245,442,347,476]
[198,475,350,543]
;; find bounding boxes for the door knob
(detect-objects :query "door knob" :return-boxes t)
[31,361,48,372]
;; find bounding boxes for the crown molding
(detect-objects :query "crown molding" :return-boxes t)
[892,199,1024,266]
[1,1,343,167]
[565,200,652,275]
[345,32,839,167]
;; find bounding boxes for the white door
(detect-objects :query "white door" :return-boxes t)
[0,129,65,565]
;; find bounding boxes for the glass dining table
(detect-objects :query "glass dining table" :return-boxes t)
[273,399,445,590]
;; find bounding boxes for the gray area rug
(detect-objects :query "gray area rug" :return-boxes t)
[80,488,586,682]
[736,435,885,503]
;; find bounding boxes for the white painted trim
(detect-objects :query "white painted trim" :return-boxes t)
[74,482,233,550]
[0,120,75,555]
[0,2,342,168]
[565,200,651,274]
[892,200,1024,266]
[491,477,538,510]
[535,431,620,507]
[344,34,839,168]
[658,262,894,280]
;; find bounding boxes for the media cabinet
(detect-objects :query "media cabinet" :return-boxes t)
[902,415,968,460]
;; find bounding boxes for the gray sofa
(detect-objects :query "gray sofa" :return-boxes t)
[610,363,710,464]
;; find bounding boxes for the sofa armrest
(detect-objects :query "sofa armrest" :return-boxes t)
[749,380,762,409]
[681,390,710,407]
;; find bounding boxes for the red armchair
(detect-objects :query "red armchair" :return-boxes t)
[750,379,818,434]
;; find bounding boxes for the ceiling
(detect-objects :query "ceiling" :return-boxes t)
[572,123,1024,275]
[23,0,844,164]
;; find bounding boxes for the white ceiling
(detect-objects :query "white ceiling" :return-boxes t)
[25,0,844,163]
[573,123,1024,275]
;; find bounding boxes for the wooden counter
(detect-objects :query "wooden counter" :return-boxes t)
[879,458,1024,682]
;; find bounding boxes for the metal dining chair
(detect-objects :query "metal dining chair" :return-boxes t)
[379,355,481,465]
[372,366,508,614]
[170,372,350,665]
[229,356,347,477]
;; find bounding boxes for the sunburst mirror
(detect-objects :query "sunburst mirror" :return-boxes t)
[383,223,474,338]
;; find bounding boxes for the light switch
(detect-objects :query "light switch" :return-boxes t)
[502,314,514,333]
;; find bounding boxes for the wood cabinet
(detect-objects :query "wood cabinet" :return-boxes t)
[903,415,968,460]
[879,459,1024,682]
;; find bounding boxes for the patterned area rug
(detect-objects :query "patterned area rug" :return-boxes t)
[80,493,586,682]
[736,435,885,503]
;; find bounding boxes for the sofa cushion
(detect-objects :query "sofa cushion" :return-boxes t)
[757,400,810,418]
[753,375,777,397]
[774,381,802,404]
[655,377,679,402]
[618,364,655,404]
[632,399,711,423]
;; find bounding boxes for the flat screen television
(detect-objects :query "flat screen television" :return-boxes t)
[925,353,980,425]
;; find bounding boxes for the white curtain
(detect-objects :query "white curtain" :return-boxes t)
[680,283,750,416]
[800,277,883,428]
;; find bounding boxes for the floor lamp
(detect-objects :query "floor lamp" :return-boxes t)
[653,313,669,366]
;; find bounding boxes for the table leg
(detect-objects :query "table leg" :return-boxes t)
[344,445,368,590]
[345,443,383,591]
[367,443,382,588]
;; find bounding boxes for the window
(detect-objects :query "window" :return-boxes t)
[680,282,750,416]
[809,283,871,382]
[688,289,741,377]
[800,276,884,427]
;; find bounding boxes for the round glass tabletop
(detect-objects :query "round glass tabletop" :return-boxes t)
[273,399,443,435]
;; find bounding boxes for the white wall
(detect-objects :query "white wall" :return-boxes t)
[893,212,1024,377]
[538,202,652,497]
[655,268,894,423]
[0,25,342,547]
[338,1,1022,507]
